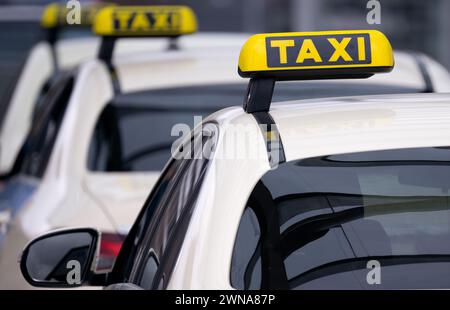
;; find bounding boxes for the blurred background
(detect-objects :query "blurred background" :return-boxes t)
[0,0,449,111]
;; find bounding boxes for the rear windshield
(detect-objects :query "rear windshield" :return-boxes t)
[87,82,422,172]
[231,147,450,290]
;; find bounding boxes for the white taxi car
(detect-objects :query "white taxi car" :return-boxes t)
[0,3,246,177]
[19,29,450,290]
[0,3,100,176]
[0,5,249,289]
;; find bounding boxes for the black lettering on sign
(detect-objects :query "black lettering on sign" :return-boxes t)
[266,34,371,68]
[112,11,180,32]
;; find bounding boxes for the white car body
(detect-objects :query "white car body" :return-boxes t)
[163,92,450,289]
[0,33,249,175]
[1,36,450,288]
[21,39,246,236]
[0,34,247,289]
[12,48,450,236]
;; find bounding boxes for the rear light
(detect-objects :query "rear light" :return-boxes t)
[96,232,126,273]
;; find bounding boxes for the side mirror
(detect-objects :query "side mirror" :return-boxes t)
[20,228,100,288]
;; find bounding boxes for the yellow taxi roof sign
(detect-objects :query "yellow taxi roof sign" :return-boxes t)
[41,3,109,29]
[238,30,394,80]
[41,3,60,28]
[93,6,198,37]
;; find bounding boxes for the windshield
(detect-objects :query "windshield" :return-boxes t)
[231,147,450,289]
[87,82,422,172]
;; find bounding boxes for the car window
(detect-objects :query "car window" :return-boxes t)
[231,147,450,289]
[87,85,236,172]
[87,82,422,173]
[12,72,74,178]
[110,124,218,288]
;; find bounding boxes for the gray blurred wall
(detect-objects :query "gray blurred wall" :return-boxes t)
[121,0,450,69]
[290,0,450,70]
[1,0,449,69]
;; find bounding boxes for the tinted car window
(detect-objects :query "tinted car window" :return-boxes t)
[110,124,218,289]
[231,147,450,289]
[87,85,238,172]
[88,82,422,172]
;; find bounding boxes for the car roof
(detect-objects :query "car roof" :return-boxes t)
[267,92,450,162]
[206,92,450,166]
[55,33,248,70]
[58,32,443,93]
[110,49,440,95]
[113,44,243,93]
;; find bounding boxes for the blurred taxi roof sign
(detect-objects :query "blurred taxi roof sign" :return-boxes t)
[238,30,394,80]
[41,2,109,29]
[92,6,198,37]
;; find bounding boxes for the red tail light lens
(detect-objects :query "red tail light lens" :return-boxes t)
[96,232,126,273]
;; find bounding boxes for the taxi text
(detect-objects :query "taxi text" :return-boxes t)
[266,34,371,67]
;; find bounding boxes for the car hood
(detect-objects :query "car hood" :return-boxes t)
[83,172,160,234]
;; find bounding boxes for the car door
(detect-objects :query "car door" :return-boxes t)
[107,123,218,289]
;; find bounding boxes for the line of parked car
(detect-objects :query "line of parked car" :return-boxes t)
[1,3,450,289]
